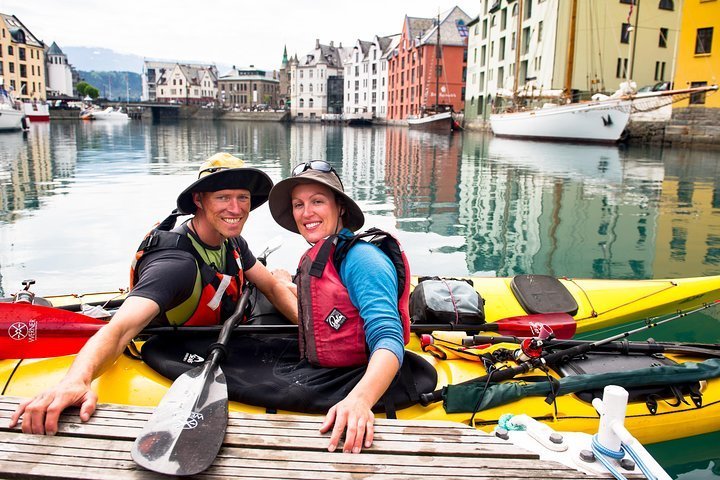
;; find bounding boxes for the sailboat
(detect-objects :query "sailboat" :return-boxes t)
[489,0,633,143]
[407,14,456,133]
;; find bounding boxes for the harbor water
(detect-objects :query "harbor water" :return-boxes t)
[1,119,719,477]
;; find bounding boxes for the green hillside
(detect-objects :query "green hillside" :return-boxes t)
[77,71,143,101]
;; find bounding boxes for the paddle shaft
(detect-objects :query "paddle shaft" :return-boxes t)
[419,301,720,406]
[0,305,575,359]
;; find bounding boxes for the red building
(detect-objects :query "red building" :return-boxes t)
[388,7,471,121]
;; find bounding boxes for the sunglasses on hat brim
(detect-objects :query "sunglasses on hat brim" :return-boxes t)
[291,161,343,188]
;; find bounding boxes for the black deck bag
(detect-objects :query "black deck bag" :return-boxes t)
[410,276,485,325]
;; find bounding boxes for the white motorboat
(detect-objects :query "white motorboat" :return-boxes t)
[83,106,130,121]
[91,107,130,121]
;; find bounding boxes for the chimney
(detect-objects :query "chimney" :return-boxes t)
[316,38,320,49]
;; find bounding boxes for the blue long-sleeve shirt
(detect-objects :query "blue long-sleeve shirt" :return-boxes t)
[337,229,405,365]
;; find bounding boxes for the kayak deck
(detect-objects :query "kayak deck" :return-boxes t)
[37,275,720,334]
[0,396,620,479]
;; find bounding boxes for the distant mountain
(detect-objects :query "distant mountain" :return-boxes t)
[65,47,145,73]
[77,71,143,101]
[64,46,233,75]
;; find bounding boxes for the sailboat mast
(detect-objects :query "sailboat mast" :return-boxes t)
[512,0,523,105]
[563,0,578,101]
[435,13,441,110]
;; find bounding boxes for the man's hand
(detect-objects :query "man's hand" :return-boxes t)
[9,381,97,435]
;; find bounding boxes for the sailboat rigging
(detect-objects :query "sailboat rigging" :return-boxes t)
[407,13,456,133]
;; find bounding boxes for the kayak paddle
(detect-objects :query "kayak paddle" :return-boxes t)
[0,302,576,359]
[130,281,254,475]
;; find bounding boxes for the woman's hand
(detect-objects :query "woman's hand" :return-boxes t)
[271,268,297,297]
[319,394,375,453]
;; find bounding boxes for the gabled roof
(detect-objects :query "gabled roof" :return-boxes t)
[0,13,43,47]
[299,42,345,68]
[403,7,472,48]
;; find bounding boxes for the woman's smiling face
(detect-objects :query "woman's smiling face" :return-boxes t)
[291,182,343,243]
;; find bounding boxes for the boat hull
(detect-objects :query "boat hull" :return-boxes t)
[407,111,453,133]
[0,108,24,131]
[22,103,50,122]
[489,100,631,143]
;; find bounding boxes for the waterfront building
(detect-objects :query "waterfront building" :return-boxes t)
[673,0,718,109]
[464,0,680,123]
[290,39,350,120]
[0,13,46,101]
[387,7,471,122]
[217,66,279,110]
[45,42,74,97]
[142,61,217,104]
[342,34,399,120]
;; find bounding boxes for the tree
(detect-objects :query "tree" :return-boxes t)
[76,81,99,99]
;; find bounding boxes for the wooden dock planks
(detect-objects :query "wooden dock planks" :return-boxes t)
[0,396,619,479]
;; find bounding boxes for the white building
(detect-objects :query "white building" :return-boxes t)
[143,61,217,103]
[45,42,73,97]
[290,40,350,120]
[343,35,399,120]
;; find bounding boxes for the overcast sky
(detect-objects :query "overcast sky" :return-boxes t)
[1,1,481,70]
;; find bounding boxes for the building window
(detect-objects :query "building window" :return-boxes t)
[299,98,304,108]
[538,21,544,42]
[8,45,13,55]
[654,61,666,80]
[18,47,25,61]
[500,8,507,30]
[695,27,713,54]
[659,28,668,48]
[616,57,628,78]
[621,23,631,44]
[690,81,708,104]
[658,0,674,10]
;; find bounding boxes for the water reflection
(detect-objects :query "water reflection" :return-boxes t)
[1,121,720,298]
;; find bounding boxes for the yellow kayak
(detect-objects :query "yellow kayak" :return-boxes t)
[3,333,720,445]
[3,273,720,445]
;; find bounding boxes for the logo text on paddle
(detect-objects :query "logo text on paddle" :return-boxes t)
[8,320,37,342]
[183,411,204,430]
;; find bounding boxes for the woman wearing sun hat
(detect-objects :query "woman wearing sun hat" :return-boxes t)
[11,153,298,436]
[269,160,411,454]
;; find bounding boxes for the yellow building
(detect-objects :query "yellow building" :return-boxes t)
[673,0,719,108]
[0,13,46,101]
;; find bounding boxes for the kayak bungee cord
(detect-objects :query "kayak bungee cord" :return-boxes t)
[567,277,679,321]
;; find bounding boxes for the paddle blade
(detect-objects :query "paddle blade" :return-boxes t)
[132,361,228,475]
[491,313,576,339]
[0,303,105,359]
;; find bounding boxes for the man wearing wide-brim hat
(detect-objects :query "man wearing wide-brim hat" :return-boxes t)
[10,153,298,435]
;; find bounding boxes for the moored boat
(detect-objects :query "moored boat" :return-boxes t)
[0,89,26,131]
[87,106,130,121]
[22,102,50,122]
[407,110,454,133]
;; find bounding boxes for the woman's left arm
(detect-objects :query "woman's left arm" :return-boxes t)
[319,242,405,453]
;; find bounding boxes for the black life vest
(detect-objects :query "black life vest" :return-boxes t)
[130,210,245,326]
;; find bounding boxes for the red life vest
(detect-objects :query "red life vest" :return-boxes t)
[295,228,411,368]
[130,211,245,326]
